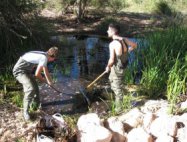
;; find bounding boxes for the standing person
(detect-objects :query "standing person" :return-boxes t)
[13,47,59,121]
[105,23,137,112]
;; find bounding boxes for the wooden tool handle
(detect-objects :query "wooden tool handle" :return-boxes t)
[87,71,107,89]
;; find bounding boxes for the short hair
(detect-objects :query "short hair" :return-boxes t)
[47,46,58,57]
[109,23,120,34]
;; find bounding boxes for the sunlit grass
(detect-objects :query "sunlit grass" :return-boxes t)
[9,91,24,108]
[62,114,80,138]
[167,55,187,113]
[122,0,187,13]
[136,26,187,114]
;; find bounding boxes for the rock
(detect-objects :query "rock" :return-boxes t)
[177,127,187,142]
[180,100,187,110]
[141,100,169,115]
[0,128,3,136]
[77,113,112,142]
[150,115,177,137]
[127,127,153,142]
[118,108,143,128]
[155,134,174,142]
[105,117,127,142]
[143,113,157,132]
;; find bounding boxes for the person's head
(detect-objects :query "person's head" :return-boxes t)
[47,46,58,61]
[107,23,120,37]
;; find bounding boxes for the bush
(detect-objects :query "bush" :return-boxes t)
[154,1,173,16]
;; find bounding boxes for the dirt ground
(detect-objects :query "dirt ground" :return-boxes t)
[39,9,167,37]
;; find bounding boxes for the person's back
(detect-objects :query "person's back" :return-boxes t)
[13,51,47,77]
[113,39,128,76]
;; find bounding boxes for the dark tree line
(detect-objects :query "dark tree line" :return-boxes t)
[0,0,39,67]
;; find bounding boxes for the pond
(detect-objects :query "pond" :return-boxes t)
[49,35,110,80]
[49,35,142,81]
[40,35,143,115]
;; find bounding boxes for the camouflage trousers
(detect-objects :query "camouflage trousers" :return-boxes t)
[109,67,124,110]
[16,73,40,114]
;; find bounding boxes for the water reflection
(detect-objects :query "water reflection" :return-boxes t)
[50,35,144,83]
[50,35,110,80]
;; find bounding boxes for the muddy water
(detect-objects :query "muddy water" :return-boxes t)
[51,35,110,79]
[40,35,141,115]
[40,35,111,115]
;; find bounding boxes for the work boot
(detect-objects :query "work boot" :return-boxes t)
[23,111,30,121]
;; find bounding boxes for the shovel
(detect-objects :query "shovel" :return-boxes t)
[79,71,107,106]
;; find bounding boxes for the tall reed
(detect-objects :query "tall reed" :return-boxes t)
[138,27,187,103]
[167,54,187,113]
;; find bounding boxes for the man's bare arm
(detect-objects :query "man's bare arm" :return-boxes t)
[35,65,53,85]
[35,66,46,83]
[43,66,53,85]
[106,44,115,72]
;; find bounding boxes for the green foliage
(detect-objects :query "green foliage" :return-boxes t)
[153,1,184,27]
[132,0,143,4]
[109,98,117,116]
[122,93,133,110]
[167,55,187,113]
[108,0,127,13]
[10,91,24,108]
[155,1,173,16]
[108,92,135,115]
[91,0,109,8]
[0,68,14,82]
[0,0,44,68]
[139,27,187,105]
[123,67,134,84]
[122,0,187,14]
[91,0,126,12]
[96,17,119,34]
[140,66,163,97]
[15,139,24,142]
[62,114,80,137]
[44,0,64,12]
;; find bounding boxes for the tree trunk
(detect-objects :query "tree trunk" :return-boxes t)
[76,0,88,22]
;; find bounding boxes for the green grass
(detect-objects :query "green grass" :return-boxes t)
[135,26,187,114]
[122,0,187,14]
[167,55,187,113]
[9,91,23,108]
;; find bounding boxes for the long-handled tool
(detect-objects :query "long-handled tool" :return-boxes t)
[87,71,107,89]
[79,71,107,106]
[46,83,62,94]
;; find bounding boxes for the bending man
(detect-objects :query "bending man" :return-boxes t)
[13,47,58,120]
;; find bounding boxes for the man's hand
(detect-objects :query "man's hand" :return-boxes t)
[105,66,111,73]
